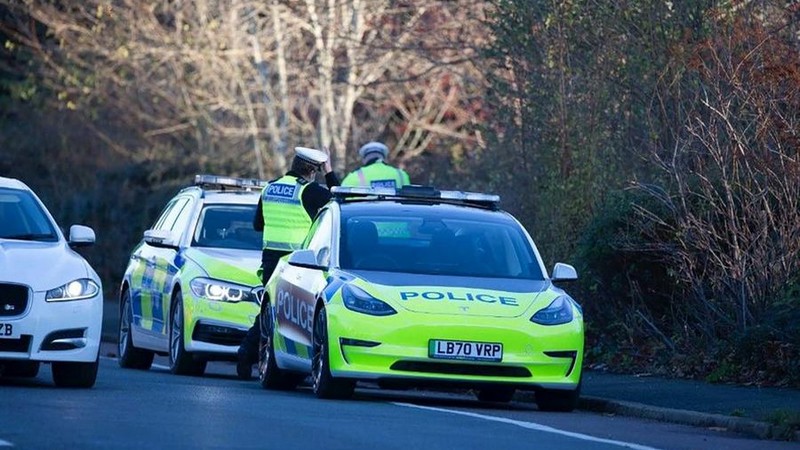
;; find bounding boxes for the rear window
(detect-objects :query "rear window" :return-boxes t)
[340,209,544,280]
[0,188,58,242]
[193,205,260,250]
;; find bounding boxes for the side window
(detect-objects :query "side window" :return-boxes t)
[169,198,195,237]
[305,210,333,266]
[156,198,189,232]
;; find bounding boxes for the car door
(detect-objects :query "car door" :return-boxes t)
[275,209,333,362]
[131,197,189,336]
[150,196,194,336]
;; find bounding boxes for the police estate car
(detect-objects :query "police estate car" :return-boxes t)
[0,176,102,388]
[257,185,584,411]
[118,175,263,377]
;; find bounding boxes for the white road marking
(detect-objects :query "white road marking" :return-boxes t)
[393,402,661,450]
[0,438,13,447]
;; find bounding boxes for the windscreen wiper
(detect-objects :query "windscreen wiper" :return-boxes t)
[1,233,56,241]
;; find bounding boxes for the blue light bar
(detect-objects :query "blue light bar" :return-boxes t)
[194,174,267,190]
[331,185,500,207]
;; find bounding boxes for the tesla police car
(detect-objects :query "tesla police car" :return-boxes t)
[119,175,263,377]
[257,185,584,411]
[0,176,102,388]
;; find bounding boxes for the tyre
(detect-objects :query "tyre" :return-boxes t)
[476,386,516,403]
[536,386,580,412]
[1,361,40,378]
[311,307,354,399]
[236,361,253,380]
[258,303,298,390]
[169,293,207,376]
[118,289,154,370]
[52,358,99,388]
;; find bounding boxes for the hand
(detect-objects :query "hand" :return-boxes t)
[322,146,333,173]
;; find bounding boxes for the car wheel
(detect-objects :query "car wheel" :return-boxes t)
[311,307,354,399]
[476,386,516,403]
[169,293,206,376]
[236,361,253,380]
[1,361,40,378]
[52,358,99,388]
[118,289,154,370]
[536,385,580,412]
[257,303,297,390]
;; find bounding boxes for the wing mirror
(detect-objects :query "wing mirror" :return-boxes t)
[68,225,96,248]
[143,229,180,249]
[551,263,578,282]
[288,249,328,270]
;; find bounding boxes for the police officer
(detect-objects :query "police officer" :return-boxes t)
[237,146,339,378]
[341,141,410,188]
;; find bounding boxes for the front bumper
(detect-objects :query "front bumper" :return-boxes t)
[326,303,584,390]
[0,291,102,363]
[184,295,260,355]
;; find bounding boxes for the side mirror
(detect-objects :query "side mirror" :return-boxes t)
[143,229,180,249]
[68,225,96,248]
[288,249,327,271]
[551,262,578,282]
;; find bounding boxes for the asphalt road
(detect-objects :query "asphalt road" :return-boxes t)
[1,357,796,450]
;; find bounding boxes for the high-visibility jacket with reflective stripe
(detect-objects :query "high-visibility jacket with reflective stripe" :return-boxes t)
[341,162,410,189]
[260,175,312,251]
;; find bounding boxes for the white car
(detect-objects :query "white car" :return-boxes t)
[0,176,103,388]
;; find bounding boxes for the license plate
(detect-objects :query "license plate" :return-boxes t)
[0,323,18,339]
[429,340,503,362]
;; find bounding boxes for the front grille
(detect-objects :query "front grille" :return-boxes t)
[0,335,32,353]
[0,283,29,317]
[390,361,531,378]
[192,322,247,346]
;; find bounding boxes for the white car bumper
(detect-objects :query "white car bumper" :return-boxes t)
[0,291,102,363]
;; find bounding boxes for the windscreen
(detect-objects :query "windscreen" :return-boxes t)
[340,210,544,280]
[0,188,58,242]
[193,205,260,250]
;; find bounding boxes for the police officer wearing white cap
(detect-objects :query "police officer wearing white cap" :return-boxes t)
[341,141,411,189]
[237,146,340,378]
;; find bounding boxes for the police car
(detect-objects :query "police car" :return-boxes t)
[118,175,263,377]
[0,176,102,388]
[257,185,584,411]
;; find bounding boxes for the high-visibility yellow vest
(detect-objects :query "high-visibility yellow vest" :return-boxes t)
[260,175,312,251]
[341,162,410,188]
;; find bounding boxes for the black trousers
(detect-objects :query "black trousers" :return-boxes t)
[239,249,290,362]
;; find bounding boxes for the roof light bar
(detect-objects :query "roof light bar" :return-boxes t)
[331,185,500,207]
[194,174,267,190]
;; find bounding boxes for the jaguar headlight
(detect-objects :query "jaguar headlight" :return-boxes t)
[342,285,396,316]
[530,295,574,325]
[190,277,255,303]
[46,279,100,302]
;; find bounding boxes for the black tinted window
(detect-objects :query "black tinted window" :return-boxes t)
[0,188,58,242]
[340,208,544,280]
[193,205,260,250]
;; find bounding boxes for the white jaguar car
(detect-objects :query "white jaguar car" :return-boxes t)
[0,176,103,388]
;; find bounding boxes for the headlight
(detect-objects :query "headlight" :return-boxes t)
[530,295,574,325]
[342,285,396,316]
[46,279,99,302]
[190,277,256,303]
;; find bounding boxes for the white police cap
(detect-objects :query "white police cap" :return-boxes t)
[294,147,328,165]
[358,142,389,161]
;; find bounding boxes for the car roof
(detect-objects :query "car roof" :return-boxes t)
[0,176,31,191]
[199,190,261,206]
[339,200,514,223]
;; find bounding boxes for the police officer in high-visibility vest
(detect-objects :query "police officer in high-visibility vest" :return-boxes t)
[237,146,339,377]
[341,141,410,188]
